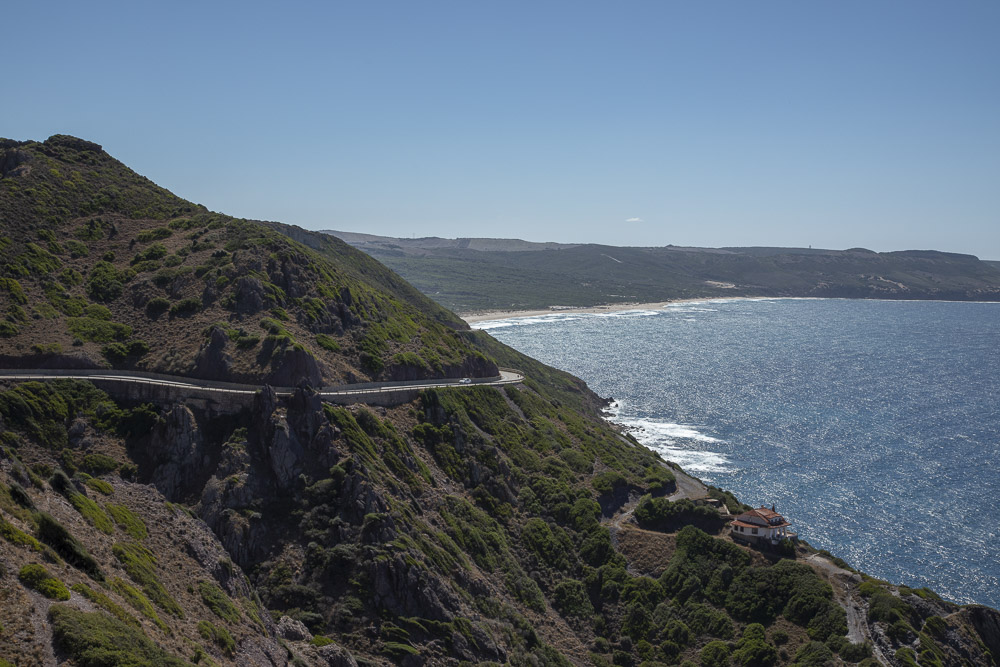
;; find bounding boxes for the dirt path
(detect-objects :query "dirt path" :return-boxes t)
[804,554,890,665]
[666,467,708,502]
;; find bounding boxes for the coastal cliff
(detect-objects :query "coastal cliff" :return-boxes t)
[1,136,997,666]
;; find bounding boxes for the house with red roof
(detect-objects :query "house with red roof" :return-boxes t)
[730,505,796,547]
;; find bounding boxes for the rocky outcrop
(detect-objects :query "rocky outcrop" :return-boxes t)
[264,344,325,387]
[233,276,269,315]
[370,552,461,622]
[315,643,359,667]
[0,147,30,178]
[276,615,312,641]
[959,605,1000,661]
[42,134,103,153]
[192,325,234,381]
[146,404,208,499]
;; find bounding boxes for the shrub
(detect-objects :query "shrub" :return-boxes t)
[0,277,27,304]
[316,333,341,351]
[645,466,676,494]
[198,620,235,657]
[68,492,114,534]
[169,297,202,317]
[145,297,170,318]
[87,261,133,302]
[19,563,70,600]
[66,239,89,258]
[635,494,726,533]
[84,304,112,320]
[0,322,17,337]
[106,504,148,540]
[35,512,104,580]
[839,641,872,662]
[136,227,172,242]
[67,317,132,343]
[58,268,83,287]
[199,580,241,623]
[733,625,778,667]
[521,517,574,570]
[700,640,731,667]
[50,605,187,665]
[591,470,626,495]
[918,615,945,638]
[552,579,593,619]
[85,477,114,495]
[793,641,834,666]
[71,583,138,627]
[83,453,119,475]
[113,541,183,617]
[110,578,168,632]
[0,518,42,551]
[131,243,168,265]
[102,340,150,364]
[75,219,105,241]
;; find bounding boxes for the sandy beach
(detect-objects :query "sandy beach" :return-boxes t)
[460,298,737,324]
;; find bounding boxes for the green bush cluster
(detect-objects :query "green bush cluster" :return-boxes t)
[197,620,235,657]
[0,517,43,551]
[634,495,728,533]
[145,296,171,318]
[67,316,132,343]
[169,297,202,317]
[19,563,70,600]
[71,583,139,627]
[87,260,134,302]
[106,504,148,540]
[110,577,169,633]
[113,541,183,618]
[50,605,187,666]
[102,339,150,364]
[136,227,172,242]
[33,511,103,580]
[199,580,241,623]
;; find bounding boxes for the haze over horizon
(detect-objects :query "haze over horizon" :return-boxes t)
[5,1,998,259]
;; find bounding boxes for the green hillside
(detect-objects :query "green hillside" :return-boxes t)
[325,232,1000,313]
[1,137,997,666]
[0,136,494,385]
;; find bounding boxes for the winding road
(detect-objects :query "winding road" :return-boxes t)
[0,368,524,403]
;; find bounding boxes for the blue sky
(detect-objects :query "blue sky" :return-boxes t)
[6,1,999,257]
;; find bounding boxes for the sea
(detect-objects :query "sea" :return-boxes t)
[474,298,1000,609]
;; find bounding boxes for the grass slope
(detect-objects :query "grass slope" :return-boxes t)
[0,136,493,384]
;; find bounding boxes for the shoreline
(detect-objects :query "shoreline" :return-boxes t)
[460,295,1000,324]
[460,296,750,324]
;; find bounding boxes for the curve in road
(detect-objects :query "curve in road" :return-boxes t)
[0,369,524,402]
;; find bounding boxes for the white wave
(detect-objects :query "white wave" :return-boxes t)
[609,416,731,474]
[621,417,724,444]
[644,444,731,474]
[472,314,584,330]
[592,309,663,319]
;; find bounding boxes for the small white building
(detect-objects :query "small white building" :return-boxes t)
[731,506,795,547]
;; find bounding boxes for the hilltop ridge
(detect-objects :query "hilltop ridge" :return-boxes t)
[324,230,1000,313]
